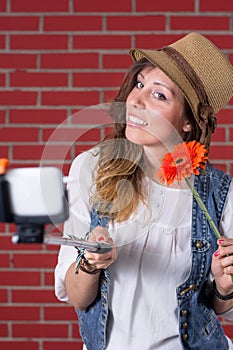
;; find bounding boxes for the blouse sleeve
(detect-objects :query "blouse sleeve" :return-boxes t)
[216,180,233,320]
[219,180,233,239]
[54,150,97,302]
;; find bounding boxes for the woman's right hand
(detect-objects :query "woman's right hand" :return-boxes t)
[65,226,116,310]
[84,225,117,271]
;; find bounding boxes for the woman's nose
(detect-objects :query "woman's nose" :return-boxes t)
[129,90,146,108]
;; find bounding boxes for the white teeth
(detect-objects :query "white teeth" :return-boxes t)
[129,115,148,126]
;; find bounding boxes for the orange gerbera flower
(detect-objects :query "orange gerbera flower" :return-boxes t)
[157,141,233,282]
[157,141,208,185]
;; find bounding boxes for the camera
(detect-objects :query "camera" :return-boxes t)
[0,161,69,243]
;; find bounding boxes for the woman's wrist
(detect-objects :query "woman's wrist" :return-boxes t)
[213,280,233,301]
[78,258,102,275]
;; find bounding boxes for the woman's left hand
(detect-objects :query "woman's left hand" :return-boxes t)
[211,237,233,295]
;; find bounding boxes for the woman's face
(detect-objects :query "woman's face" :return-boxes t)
[125,66,190,155]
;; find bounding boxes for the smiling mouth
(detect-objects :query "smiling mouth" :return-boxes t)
[128,115,148,127]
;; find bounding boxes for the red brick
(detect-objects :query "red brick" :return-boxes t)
[107,15,165,31]
[0,271,41,286]
[136,0,195,11]
[0,288,8,302]
[0,253,10,267]
[0,146,8,158]
[42,128,101,142]
[11,0,69,12]
[71,108,113,125]
[0,127,38,142]
[0,35,5,49]
[210,128,226,142]
[10,72,68,87]
[0,342,39,350]
[0,109,5,122]
[0,91,37,106]
[0,324,8,337]
[0,54,37,69]
[0,306,40,320]
[104,89,119,102]
[44,341,83,350]
[44,306,77,320]
[0,16,39,31]
[74,0,131,12]
[13,145,71,161]
[73,35,131,49]
[0,73,5,86]
[13,253,57,268]
[135,34,184,49]
[200,0,233,11]
[9,109,68,124]
[229,128,233,142]
[13,323,69,338]
[170,16,229,30]
[12,289,57,303]
[0,223,7,232]
[44,271,54,286]
[205,35,233,50]
[75,144,93,155]
[208,145,233,160]
[41,91,100,106]
[41,53,99,69]
[10,35,68,50]
[104,126,114,137]
[72,323,82,339]
[0,0,6,11]
[230,54,233,66]
[44,16,102,31]
[223,325,233,338]
[73,72,124,88]
[217,109,233,124]
[0,236,42,250]
[103,54,132,69]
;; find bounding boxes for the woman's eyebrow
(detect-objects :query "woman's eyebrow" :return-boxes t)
[153,82,175,95]
[137,72,144,79]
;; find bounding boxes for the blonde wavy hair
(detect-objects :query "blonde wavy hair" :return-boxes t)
[90,59,200,222]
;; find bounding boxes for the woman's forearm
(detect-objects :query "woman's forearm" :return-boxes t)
[65,261,101,310]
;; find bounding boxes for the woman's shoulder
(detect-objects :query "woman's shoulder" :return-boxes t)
[69,147,99,175]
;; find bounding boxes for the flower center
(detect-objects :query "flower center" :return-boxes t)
[175,158,184,164]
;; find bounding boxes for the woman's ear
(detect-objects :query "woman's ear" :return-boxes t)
[183,120,192,132]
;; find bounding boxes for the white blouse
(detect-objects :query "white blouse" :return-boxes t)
[55,150,233,350]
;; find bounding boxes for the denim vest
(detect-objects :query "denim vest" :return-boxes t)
[76,163,232,350]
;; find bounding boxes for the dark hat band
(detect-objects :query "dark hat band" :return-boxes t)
[163,46,209,109]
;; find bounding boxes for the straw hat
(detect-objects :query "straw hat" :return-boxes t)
[129,32,233,146]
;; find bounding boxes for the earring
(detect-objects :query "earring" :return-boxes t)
[183,123,191,132]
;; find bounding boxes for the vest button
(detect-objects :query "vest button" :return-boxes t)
[196,241,203,249]
[182,333,188,340]
[180,310,188,316]
[182,322,188,329]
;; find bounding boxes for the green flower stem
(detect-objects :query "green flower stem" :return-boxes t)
[185,178,233,283]
[185,178,220,239]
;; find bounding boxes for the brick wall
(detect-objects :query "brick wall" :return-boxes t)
[0,0,233,349]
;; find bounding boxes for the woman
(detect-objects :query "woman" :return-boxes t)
[55,33,233,349]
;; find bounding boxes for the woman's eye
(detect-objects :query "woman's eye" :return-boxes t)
[136,81,144,89]
[153,92,166,101]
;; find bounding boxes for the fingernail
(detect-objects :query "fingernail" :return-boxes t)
[98,237,105,241]
[218,239,224,245]
[214,250,220,257]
